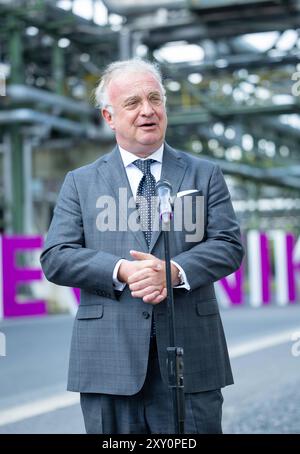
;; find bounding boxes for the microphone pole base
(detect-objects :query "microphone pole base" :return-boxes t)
[167,347,185,434]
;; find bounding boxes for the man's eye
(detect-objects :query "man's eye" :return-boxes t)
[125,100,139,109]
[149,95,162,104]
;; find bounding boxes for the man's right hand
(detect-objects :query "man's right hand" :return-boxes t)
[117,255,166,304]
[118,258,160,285]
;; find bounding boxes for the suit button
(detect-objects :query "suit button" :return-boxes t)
[142,311,150,319]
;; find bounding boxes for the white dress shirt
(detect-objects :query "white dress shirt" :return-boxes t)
[112,144,190,291]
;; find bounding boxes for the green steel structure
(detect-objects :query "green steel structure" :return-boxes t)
[0,0,300,233]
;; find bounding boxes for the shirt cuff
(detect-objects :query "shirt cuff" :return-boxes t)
[112,259,127,291]
[171,260,191,290]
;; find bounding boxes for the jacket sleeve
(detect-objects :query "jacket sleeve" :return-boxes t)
[172,164,244,291]
[40,171,122,299]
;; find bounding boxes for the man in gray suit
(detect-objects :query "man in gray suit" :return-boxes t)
[40,59,243,434]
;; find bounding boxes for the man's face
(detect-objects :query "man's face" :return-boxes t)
[102,71,167,157]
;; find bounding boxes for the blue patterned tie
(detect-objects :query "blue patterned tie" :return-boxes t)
[133,158,157,338]
[133,159,157,248]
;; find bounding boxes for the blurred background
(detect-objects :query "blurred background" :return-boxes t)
[0,0,300,434]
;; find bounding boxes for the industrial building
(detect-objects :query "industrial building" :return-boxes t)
[0,0,299,236]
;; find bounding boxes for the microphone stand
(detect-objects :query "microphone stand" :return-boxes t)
[161,210,185,434]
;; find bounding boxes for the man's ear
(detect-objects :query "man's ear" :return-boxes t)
[102,108,115,130]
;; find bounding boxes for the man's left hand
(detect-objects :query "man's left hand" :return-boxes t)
[128,250,180,304]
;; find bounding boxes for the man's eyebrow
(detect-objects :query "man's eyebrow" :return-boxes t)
[148,90,161,96]
[123,91,161,103]
[123,95,140,104]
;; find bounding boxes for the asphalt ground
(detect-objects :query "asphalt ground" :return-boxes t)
[0,305,299,434]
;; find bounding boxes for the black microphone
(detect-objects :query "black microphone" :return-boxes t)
[155,179,173,224]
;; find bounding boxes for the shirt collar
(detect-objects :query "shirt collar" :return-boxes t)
[118,144,164,168]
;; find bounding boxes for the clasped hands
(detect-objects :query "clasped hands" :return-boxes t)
[117,250,180,304]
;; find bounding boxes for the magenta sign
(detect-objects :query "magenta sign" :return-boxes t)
[216,230,300,307]
[0,231,299,319]
[0,236,47,318]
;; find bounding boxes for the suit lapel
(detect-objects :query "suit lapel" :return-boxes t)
[149,143,187,253]
[97,146,148,251]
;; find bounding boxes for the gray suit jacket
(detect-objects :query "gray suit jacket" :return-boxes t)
[40,143,243,395]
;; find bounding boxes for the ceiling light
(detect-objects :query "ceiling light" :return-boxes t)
[58,38,71,48]
[154,42,204,64]
[26,26,39,36]
[276,30,298,51]
[188,73,203,84]
[243,32,279,52]
[166,81,181,92]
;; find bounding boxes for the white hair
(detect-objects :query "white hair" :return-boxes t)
[94,58,166,111]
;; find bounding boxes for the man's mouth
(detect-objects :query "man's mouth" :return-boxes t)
[139,123,156,128]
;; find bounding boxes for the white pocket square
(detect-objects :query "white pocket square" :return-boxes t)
[176,189,199,198]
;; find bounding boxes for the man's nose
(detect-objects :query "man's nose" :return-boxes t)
[140,100,155,116]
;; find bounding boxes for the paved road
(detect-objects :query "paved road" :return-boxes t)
[0,305,300,434]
